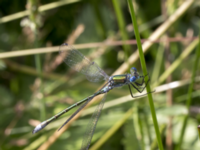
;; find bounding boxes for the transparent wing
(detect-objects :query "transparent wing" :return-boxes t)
[59,43,109,82]
[81,93,107,150]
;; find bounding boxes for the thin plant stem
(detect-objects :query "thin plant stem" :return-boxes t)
[138,112,145,150]
[151,41,165,83]
[127,0,164,149]
[114,0,195,75]
[150,124,166,150]
[162,0,173,145]
[90,108,134,150]
[28,0,45,121]
[198,126,200,140]
[90,0,107,39]
[133,103,145,150]
[0,37,197,59]
[0,0,81,24]
[4,59,67,81]
[153,39,199,87]
[112,0,131,63]
[143,110,152,144]
[23,135,48,150]
[176,27,200,150]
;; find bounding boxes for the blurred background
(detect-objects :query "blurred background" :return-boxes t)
[0,0,200,149]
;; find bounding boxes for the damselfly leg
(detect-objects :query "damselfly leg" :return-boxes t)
[128,76,154,98]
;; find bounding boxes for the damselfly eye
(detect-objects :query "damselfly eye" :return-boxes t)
[130,67,137,74]
[130,76,137,82]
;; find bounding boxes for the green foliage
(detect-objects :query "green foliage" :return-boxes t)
[0,0,200,150]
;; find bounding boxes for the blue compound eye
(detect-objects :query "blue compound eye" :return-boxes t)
[130,67,137,74]
[130,76,137,82]
[131,67,137,72]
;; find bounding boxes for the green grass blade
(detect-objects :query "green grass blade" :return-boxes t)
[153,39,199,87]
[112,0,131,63]
[28,0,45,121]
[90,108,134,150]
[127,0,164,149]
[0,0,81,24]
[176,27,200,150]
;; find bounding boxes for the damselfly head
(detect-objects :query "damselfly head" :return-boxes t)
[130,67,140,82]
[130,67,137,74]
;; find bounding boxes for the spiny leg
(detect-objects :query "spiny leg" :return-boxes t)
[130,83,145,93]
[131,77,150,93]
[129,79,155,98]
[128,84,137,98]
[135,77,149,87]
[128,84,155,98]
[136,74,149,86]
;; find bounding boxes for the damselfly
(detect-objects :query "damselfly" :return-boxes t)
[33,43,153,150]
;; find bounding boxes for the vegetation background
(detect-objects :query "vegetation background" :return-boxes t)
[0,0,200,150]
